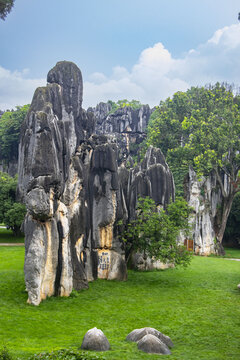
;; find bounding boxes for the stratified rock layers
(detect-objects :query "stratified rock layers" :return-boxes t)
[18,61,174,304]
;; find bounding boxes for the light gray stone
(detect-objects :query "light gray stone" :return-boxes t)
[183,167,230,255]
[81,327,110,351]
[137,334,171,355]
[126,327,173,348]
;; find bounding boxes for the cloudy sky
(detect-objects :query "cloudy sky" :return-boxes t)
[0,0,240,110]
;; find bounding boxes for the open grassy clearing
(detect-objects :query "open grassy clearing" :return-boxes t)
[0,247,240,359]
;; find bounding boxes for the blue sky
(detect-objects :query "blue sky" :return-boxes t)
[0,0,240,109]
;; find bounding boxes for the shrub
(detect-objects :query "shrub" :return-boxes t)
[28,349,106,360]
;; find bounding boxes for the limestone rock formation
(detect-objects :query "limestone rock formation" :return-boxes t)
[18,61,175,304]
[183,167,230,255]
[89,102,152,162]
[81,327,110,351]
[137,334,171,355]
[126,327,173,349]
[127,146,174,220]
[125,146,175,270]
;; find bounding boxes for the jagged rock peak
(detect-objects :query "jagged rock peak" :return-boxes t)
[47,61,83,116]
[141,146,167,171]
[87,102,112,125]
[93,103,152,134]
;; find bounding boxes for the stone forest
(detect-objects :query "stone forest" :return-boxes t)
[5,61,235,306]
[1,3,240,359]
[1,60,240,358]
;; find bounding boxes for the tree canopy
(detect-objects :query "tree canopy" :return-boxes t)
[147,83,240,247]
[107,99,144,114]
[0,105,29,162]
[0,0,14,20]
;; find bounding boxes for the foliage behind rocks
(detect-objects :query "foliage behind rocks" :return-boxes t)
[0,105,30,163]
[0,172,26,235]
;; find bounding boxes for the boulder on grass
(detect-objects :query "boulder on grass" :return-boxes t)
[126,327,173,348]
[81,327,110,351]
[137,334,171,355]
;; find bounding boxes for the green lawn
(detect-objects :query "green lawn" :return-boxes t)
[0,248,240,360]
[0,227,24,243]
[223,247,240,259]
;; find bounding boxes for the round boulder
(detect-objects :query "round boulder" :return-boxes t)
[137,334,171,355]
[126,327,173,348]
[81,327,110,351]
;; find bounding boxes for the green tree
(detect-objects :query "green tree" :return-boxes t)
[0,172,26,235]
[0,0,14,20]
[107,99,144,114]
[147,84,240,252]
[0,104,29,162]
[121,196,192,268]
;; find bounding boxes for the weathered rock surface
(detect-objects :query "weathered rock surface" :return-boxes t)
[18,61,175,304]
[128,146,174,219]
[89,103,152,162]
[126,146,175,270]
[81,327,110,351]
[126,327,173,348]
[183,167,230,255]
[137,334,171,355]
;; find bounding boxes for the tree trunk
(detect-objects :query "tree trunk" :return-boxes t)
[215,193,235,255]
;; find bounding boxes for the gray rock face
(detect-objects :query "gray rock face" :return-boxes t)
[18,62,92,305]
[95,104,151,134]
[18,61,174,304]
[81,327,110,351]
[137,334,171,355]
[183,167,229,255]
[126,327,173,349]
[89,103,152,162]
[128,146,174,219]
[88,102,112,127]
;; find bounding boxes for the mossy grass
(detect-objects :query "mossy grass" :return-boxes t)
[0,248,240,359]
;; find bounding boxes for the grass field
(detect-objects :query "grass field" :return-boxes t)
[221,247,240,259]
[0,227,24,243]
[0,245,240,360]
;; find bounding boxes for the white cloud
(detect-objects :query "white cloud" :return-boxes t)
[0,66,45,110]
[1,24,240,110]
[83,23,240,108]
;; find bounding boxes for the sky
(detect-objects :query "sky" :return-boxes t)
[0,0,240,110]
